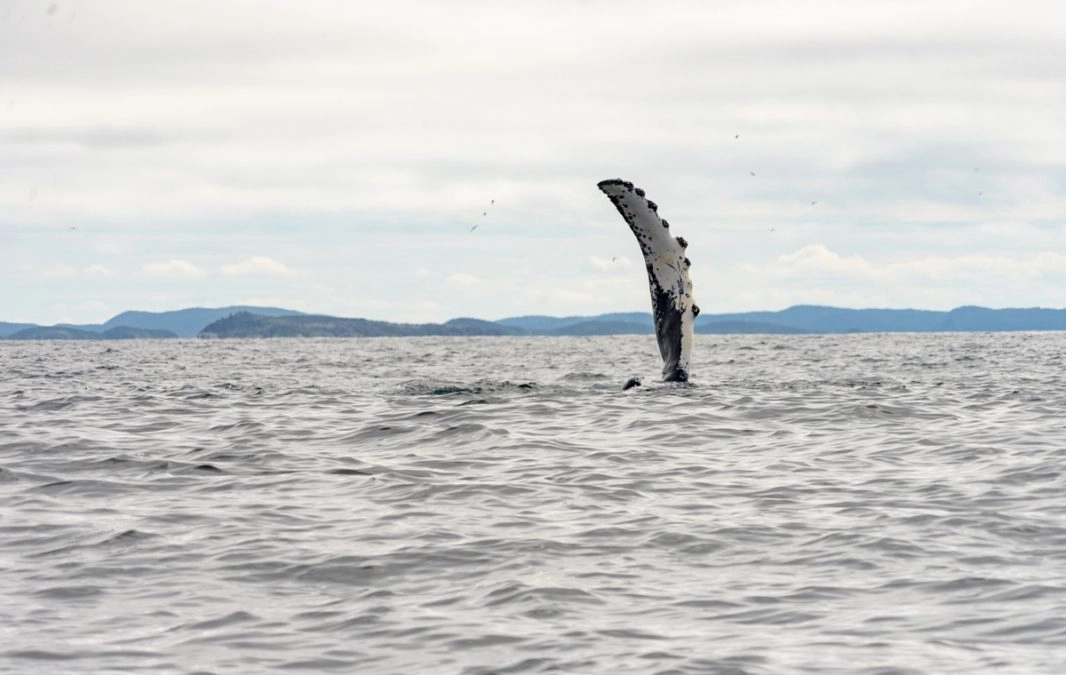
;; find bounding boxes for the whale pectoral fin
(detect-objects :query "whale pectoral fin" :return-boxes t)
[597,178,697,382]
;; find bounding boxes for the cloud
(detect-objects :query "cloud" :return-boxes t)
[2,2,1065,324]
[759,244,1066,284]
[20,263,112,279]
[447,273,482,287]
[47,300,112,325]
[143,260,206,278]
[83,264,112,276]
[20,263,77,279]
[0,127,176,150]
[724,244,1066,311]
[219,256,291,277]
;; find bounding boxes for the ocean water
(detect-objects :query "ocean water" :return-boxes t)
[2,333,1065,674]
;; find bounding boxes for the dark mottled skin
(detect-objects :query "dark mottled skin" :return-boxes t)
[651,283,686,381]
[597,178,696,383]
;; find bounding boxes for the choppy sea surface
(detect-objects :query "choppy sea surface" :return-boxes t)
[2,333,1065,674]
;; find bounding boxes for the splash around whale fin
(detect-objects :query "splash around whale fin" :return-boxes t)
[597,178,697,382]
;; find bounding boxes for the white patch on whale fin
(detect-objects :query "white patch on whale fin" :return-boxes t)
[597,178,698,382]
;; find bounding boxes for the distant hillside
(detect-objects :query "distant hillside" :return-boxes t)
[937,306,1066,331]
[444,318,525,335]
[98,326,179,340]
[198,313,811,339]
[697,306,946,333]
[695,305,1066,333]
[498,306,1066,334]
[7,325,177,340]
[199,312,517,338]
[500,312,811,335]
[0,322,37,338]
[498,312,650,333]
[5,304,1066,340]
[699,320,810,334]
[0,306,305,340]
[548,320,654,336]
[103,306,305,337]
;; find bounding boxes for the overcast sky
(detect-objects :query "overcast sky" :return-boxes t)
[2,0,1064,324]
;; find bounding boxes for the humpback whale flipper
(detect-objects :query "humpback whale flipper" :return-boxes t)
[597,179,698,382]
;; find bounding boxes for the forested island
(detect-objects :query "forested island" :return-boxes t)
[197,312,517,338]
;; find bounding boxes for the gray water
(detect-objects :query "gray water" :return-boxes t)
[2,333,1065,674]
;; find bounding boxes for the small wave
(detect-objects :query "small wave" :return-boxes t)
[559,371,611,381]
[2,334,1065,673]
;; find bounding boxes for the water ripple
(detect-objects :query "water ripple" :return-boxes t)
[1,334,1065,673]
